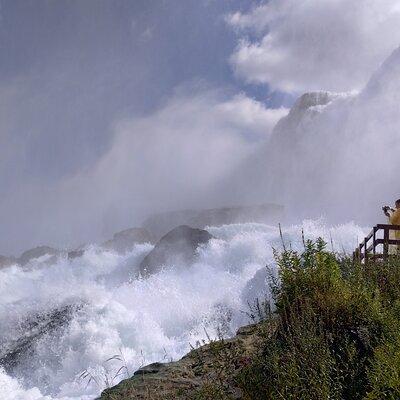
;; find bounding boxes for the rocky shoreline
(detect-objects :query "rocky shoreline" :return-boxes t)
[100,321,274,400]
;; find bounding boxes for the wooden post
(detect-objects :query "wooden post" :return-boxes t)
[364,238,368,264]
[383,226,389,261]
[373,227,377,260]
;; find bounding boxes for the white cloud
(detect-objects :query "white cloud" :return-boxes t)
[228,0,400,92]
[214,93,288,140]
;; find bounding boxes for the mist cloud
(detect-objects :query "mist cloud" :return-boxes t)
[0,0,287,255]
[0,86,287,254]
[4,0,399,255]
[228,0,400,92]
[223,45,400,226]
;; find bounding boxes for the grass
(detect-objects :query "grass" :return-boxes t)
[234,238,400,400]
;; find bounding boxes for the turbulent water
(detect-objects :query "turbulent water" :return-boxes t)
[0,220,365,400]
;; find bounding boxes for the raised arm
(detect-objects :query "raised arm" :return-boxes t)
[383,206,395,219]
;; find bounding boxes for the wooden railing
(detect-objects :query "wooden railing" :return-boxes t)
[354,224,400,263]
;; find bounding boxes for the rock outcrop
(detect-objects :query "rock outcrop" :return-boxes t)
[0,303,82,374]
[67,248,85,260]
[139,225,213,276]
[100,322,274,399]
[102,227,154,253]
[0,255,16,269]
[142,204,283,240]
[18,246,61,266]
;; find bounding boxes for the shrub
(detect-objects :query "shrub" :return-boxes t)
[237,239,400,399]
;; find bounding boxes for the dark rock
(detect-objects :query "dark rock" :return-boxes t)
[102,228,154,253]
[142,204,284,240]
[139,225,213,276]
[18,246,61,266]
[67,248,85,260]
[236,323,261,337]
[134,362,167,376]
[0,303,82,373]
[0,255,16,269]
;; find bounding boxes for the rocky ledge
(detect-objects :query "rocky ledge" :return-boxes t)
[100,321,275,400]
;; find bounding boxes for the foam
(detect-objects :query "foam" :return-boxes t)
[0,221,366,399]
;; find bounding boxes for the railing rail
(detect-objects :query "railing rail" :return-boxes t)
[354,224,400,262]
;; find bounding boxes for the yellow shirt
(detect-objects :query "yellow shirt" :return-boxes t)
[389,209,400,239]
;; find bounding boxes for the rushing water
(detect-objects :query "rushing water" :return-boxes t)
[0,220,366,400]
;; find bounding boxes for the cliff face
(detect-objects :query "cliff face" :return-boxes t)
[100,322,273,400]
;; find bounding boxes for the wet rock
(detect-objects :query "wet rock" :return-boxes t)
[67,248,85,260]
[0,303,82,373]
[18,246,61,266]
[0,255,16,269]
[102,228,154,253]
[139,225,213,276]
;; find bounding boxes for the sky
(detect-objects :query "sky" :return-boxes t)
[1,0,400,255]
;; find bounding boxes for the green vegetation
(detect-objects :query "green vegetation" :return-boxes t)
[234,238,400,400]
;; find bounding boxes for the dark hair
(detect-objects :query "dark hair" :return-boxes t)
[396,199,400,205]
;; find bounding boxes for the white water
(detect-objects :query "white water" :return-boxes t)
[0,220,366,400]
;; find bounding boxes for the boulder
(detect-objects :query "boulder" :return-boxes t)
[139,225,213,276]
[102,228,154,253]
[0,255,16,269]
[67,248,85,260]
[18,246,61,266]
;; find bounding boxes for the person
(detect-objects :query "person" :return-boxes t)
[383,199,400,254]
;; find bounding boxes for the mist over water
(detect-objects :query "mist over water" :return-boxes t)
[4,42,399,256]
[2,1,400,254]
[220,46,400,226]
[0,221,365,399]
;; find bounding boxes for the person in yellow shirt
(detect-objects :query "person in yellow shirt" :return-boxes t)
[383,199,400,254]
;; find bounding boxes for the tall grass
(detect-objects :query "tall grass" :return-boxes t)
[236,239,400,400]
